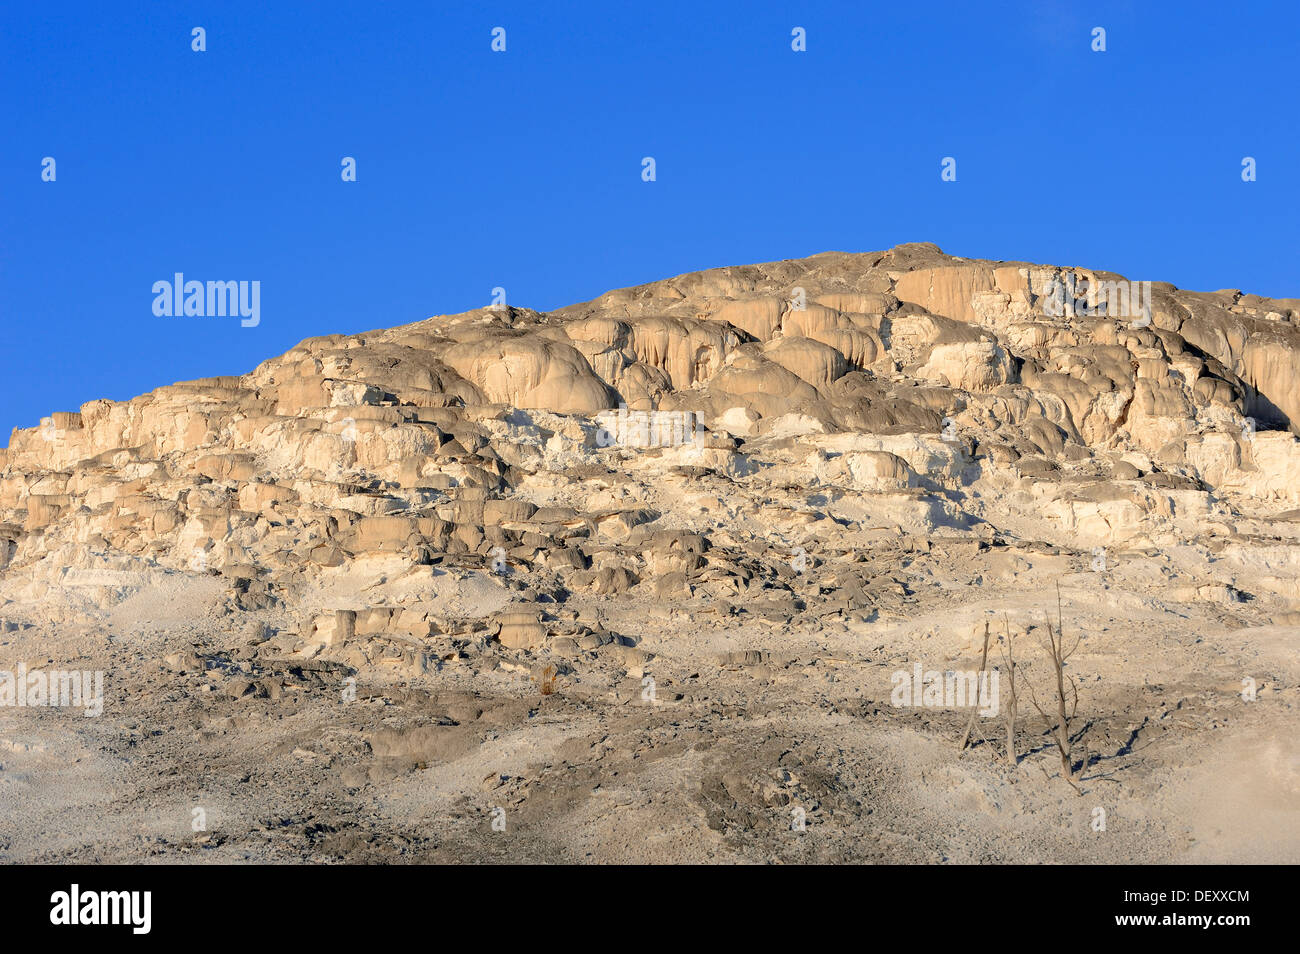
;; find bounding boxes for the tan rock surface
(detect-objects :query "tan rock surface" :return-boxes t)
[1,243,1297,863]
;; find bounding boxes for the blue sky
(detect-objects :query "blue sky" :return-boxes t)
[2,0,1296,439]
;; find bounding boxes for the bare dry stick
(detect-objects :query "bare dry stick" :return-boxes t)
[999,614,1017,765]
[958,621,991,751]
[1021,584,1083,793]
[1051,611,1071,776]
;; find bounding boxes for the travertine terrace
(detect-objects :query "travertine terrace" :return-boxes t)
[2,244,1297,863]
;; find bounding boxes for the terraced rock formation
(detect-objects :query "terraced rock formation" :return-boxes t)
[2,244,1297,863]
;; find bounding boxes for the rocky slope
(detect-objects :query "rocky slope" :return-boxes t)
[1,244,1297,863]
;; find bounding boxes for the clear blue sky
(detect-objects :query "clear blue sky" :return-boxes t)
[2,0,1296,439]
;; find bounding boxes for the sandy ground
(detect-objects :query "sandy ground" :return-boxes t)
[2,544,1295,864]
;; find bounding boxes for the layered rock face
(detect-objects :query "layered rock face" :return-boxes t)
[3,243,1299,862]
[3,245,1297,621]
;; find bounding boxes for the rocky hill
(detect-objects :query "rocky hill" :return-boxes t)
[2,244,1297,863]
